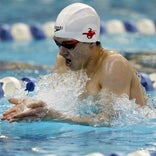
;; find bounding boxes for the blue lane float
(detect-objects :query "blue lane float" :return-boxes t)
[30,24,46,40]
[150,151,156,156]
[123,21,138,33]
[100,21,107,34]
[21,77,36,92]
[0,19,156,41]
[140,72,154,91]
[0,82,4,98]
[0,24,13,41]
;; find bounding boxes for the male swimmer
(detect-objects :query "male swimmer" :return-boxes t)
[2,3,147,126]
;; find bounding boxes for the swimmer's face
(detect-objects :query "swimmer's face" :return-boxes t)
[53,36,90,71]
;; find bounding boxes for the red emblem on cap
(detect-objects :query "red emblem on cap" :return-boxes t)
[82,28,96,39]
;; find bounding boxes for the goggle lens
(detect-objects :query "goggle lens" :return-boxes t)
[54,40,79,50]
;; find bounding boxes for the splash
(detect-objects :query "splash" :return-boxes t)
[14,70,156,127]
[79,90,156,127]
[107,93,156,127]
[34,70,89,116]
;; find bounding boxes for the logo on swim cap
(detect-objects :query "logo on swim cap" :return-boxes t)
[82,28,96,39]
[54,26,63,32]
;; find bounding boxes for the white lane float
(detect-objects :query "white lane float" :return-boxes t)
[105,19,126,34]
[149,73,156,89]
[0,77,21,96]
[0,76,36,97]
[11,23,32,41]
[43,21,55,38]
[136,18,156,35]
[1,19,156,41]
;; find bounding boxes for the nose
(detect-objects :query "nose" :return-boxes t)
[59,46,69,57]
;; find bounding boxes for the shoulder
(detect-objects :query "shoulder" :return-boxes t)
[98,49,135,85]
[101,50,131,72]
[99,50,133,89]
[101,49,126,61]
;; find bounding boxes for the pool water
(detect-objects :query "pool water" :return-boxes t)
[1,0,156,24]
[0,87,156,156]
[0,35,156,65]
[0,118,156,156]
[0,37,156,156]
[0,0,156,155]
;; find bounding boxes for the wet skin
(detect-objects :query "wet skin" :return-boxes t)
[1,37,147,126]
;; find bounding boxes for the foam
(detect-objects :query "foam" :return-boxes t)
[35,70,89,116]
[28,70,156,127]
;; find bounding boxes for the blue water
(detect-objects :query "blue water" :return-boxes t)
[1,120,156,156]
[0,96,156,156]
[0,35,156,67]
[0,0,156,156]
[0,39,156,156]
[0,0,156,24]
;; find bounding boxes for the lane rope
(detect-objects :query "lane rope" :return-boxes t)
[0,19,156,41]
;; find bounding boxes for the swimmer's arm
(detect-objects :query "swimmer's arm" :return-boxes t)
[45,110,93,125]
[2,98,111,126]
[45,109,111,126]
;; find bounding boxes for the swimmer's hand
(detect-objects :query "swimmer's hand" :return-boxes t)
[1,97,48,122]
[2,98,111,126]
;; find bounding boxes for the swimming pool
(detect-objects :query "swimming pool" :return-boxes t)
[0,0,156,156]
[0,37,156,156]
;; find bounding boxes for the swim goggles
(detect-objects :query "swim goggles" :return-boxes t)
[54,39,79,50]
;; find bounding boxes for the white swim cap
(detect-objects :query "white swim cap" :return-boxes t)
[54,3,100,42]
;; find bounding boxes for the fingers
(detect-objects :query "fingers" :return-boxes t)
[9,98,45,108]
[27,100,45,109]
[12,109,36,118]
[2,109,35,122]
[2,98,25,120]
[8,98,23,105]
[3,107,47,122]
[9,116,40,123]
[2,106,17,119]
[2,98,21,118]
[8,97,34,105]
[2,112,17,121]
[13,107,47,119]
[2,97,47,122]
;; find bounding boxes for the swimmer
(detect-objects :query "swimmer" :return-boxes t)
[1,3,147,126]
